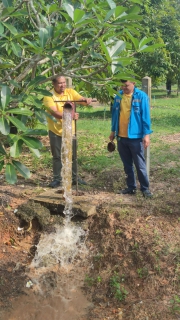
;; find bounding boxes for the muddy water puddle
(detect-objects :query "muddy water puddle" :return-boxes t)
[1,265,91,320]
[0,223,91,320]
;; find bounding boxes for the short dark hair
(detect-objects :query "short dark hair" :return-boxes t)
[121,76,135,83]
[52,75,65,83]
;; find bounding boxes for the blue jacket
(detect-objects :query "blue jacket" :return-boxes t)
[111,87,153,138]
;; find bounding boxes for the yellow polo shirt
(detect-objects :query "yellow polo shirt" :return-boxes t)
[119,93,132,137]
[43,88,83,136]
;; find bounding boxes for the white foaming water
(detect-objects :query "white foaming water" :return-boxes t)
[30,104,87,270]
[61,106,73,218]
[31,224,87,268]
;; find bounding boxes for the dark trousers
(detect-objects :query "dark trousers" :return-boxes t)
[49,130,77,182]
[117,137,149,191]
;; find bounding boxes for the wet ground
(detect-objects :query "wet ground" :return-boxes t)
[1,265,91,320]
[0,167,180,319]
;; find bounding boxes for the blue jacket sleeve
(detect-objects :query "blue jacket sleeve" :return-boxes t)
[141,92,153,136]
[111,93,121,135]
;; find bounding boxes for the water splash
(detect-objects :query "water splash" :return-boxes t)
[31,225,87,268]
[30,104,88,271]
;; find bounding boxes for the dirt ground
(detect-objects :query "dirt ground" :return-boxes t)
[0,136,180,320]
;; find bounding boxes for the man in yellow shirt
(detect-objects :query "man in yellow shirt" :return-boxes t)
[43,75,92,188]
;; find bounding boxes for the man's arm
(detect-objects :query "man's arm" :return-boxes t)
[143,134,150,149]
[109,131,115,141]
[141,92,153,149]
[47,105,63,119]
[43,95,63,119]
[77,96,92,105]
[141,93,153,136]
[109,94,120,140]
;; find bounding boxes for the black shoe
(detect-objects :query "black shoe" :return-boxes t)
[142,190,153,198]
[117,188,136,195]
[48,180,61,188]
[72,178,87,185]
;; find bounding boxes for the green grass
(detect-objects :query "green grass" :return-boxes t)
[36,90,180,179]
[150,86,180,133]
[76,101,179,175]
[76,106,121,174]
[151,108,180,133]
[152,85,179,99]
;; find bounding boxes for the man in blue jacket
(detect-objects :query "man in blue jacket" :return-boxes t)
[109,80,153,198]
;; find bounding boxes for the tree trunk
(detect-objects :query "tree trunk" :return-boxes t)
[177,79,180,96]
[166,79,171,96]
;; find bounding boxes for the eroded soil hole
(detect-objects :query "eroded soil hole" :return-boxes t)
[0,198,93,320]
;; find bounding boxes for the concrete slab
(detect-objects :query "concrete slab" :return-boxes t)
[31,188,97,218]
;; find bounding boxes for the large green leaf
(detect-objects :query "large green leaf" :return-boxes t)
[0,160,4,172]
[139,43,164,53]
[21,37,39,50]
[23,95,42,108]
[1,85,11,109]
[70,18,95,29]
[48,3,58,14]
[125,29,139,50]
[104,9,115,22]
[12,160,31,179]
[39,28,49,48]
[5,163,17,184]
[23,129,48,136]
[46,26,54,38]
[11,42,22,57]
[21,136,42,149]
[31,88,53,96]
[0,62,15,69]
[111,61,122,74]
[35,110,48,124]
[63,3,74,20]
[74,9,85,24]
[130,0,142,3]
[114,7,127,19]
[106,0,116,10]
[10,140,23,157]
[99,39,111,62]
[7,116,27,132]
[9,9,28,17]
[0,143,6,155]
[29,148,41,158]
[0,23,4,34]
[7,108,33,116]
[0,116,10,135]
[127,5,140,15]
[2,22,18,35]
[2,0,12,7]
[139,37,154,49]
[9,80,21,88]
[27,76,47,88]
[8,133,19,143]
[108,40,126,58]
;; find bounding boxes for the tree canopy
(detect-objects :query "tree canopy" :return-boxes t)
[0,0,163,183]
[132,0,180,87]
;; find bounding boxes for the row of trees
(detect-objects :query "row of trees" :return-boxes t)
[134,0,180,92]
[0,0,177,183]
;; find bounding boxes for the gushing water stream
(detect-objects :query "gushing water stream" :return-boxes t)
[61,104,73,220]
[31,224,87,268]
[0,104,91,320]
[31,102,88,270]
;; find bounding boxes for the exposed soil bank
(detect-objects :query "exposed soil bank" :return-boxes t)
[0,168,180,319]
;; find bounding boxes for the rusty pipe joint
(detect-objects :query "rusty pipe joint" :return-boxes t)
[63,101,75,119]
